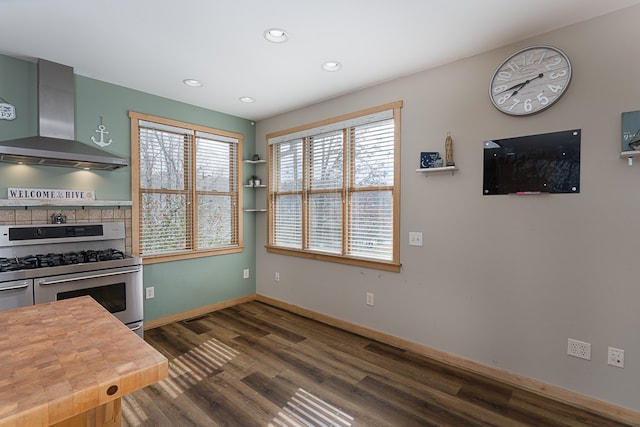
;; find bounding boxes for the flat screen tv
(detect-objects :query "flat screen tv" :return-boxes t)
[483,129,580,195]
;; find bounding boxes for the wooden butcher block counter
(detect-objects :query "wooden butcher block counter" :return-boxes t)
[0,296,168,427]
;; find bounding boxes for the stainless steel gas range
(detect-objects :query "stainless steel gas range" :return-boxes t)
[0,222,144,337]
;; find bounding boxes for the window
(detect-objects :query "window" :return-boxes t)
[266,101,402,272]
[129,112,243,263]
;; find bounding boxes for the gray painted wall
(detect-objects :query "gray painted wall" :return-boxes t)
[0,55,258,321]
[255,6,640,411]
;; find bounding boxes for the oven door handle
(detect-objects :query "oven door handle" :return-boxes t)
[0,282,30,291]
[38,267,141,285]
[129,323,143,332]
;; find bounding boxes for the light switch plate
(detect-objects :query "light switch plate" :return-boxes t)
[409,231,423,246]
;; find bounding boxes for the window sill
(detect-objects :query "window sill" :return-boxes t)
[141,246,244,264]
[266,246,401,272]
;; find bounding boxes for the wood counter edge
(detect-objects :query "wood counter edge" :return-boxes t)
[0,349,168,427]
[0,297,169,427]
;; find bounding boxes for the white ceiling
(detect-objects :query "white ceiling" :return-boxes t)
[1,0,639,121]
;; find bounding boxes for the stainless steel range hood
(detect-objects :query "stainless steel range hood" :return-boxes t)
[0,60,128,170]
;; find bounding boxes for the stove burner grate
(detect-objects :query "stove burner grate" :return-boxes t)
[0,249,125,272]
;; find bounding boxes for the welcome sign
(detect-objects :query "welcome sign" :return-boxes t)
[8,188,95,201]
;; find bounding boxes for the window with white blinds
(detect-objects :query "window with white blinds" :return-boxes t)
[130,112,243,262]
[266,101,402,272]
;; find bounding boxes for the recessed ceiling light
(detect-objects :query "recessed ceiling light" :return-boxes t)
[321,61,342,72]
[239,96,256,103]
[183,78,203,87]
[264,28,288,43]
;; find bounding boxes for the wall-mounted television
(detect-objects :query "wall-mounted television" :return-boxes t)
[483,129,581,195]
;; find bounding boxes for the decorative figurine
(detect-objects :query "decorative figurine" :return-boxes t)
[445,133,455,167]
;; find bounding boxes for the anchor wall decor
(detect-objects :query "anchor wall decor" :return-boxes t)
[91,116,113,147]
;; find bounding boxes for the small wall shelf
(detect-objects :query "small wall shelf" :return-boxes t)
[620,150,640,158]
[416,166,458,175]
[243,158,267,212]
[620,151,640,166]
[620,151,640,159]
[0,200,133,208]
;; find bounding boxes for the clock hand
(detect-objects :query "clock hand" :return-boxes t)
[497,73,544,94]
[509,82,528,96]
[511,73,544,96]
[501,81,527,93]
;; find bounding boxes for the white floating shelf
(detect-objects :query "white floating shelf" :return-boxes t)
[416,166,458,175]
[243,159,266,164]
[243,208,267,212]
[620,150,640,158]
[0,200,133,207]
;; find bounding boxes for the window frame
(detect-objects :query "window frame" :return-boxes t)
[266,101,402,272]
[129,111,244,264]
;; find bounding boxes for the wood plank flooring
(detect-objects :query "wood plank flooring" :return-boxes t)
[122,301,633,426]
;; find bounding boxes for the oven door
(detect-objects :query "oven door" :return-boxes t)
[0,279,34,311]
[34,265,143,337]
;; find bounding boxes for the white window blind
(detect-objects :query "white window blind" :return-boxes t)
[273,140,302,249]
[195,134,238,250]
[348,120,395,260]
[131,113,242,260]
[139,126,191,255]
[308,131,343,254]
[267,101,401,270]
[267,109,393,145]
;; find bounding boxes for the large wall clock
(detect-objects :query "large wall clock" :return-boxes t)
[489,45,572,116]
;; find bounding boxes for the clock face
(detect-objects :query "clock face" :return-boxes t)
[489,46,572,116]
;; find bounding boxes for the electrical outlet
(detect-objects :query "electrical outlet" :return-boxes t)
[366,292,374,306]
[567,338,591,360]
[275,272,280,282]
[243,269,250,279]
[145,286,155,299]
[409,231,423,247]
[608,347,624,368]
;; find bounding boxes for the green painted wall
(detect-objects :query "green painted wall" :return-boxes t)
[0,54,258,321]
[0,56,36,140]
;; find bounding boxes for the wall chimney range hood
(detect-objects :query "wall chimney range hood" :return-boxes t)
[0,60,128,170]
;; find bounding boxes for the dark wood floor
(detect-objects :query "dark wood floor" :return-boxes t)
[122,301,632,426]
